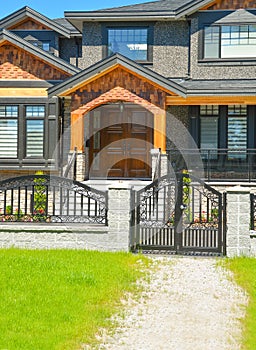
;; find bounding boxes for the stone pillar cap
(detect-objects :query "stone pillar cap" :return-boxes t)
[226,185,251,193]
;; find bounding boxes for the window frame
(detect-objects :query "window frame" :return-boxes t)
[25,105,45,159]
[0,106,19,159]
[0,101,58,169]
[102,22,154,63]
[201,23,256,61]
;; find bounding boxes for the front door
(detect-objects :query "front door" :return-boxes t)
[89,103,153,178]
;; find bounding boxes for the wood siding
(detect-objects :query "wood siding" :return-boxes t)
[70,67,167,111]
[0,44,70,80]
[8,18,52,30]
[202,0,256,10]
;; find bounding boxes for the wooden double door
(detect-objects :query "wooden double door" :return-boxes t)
[89,103,153,178]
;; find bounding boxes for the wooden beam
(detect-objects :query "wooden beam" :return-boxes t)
[154,111,166,152]
[166,95,256,105]
[71,111,84,152]
[0,88,48,97]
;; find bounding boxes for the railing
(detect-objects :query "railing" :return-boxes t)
[0,175,107,224]
[167,148,256,182]
[63,147,77,180]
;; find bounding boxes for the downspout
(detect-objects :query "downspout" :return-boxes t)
[60,97,65,176]
[75,37,80,68]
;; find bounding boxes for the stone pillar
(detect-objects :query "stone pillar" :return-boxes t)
[76,152,86,182]
[226,186,251,257]
[107,184,132,251]
[150,148,160,180]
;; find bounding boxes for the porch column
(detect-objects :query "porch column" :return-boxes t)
[71,111,84,152]
[154,111,166,152]
[71,111,85,181]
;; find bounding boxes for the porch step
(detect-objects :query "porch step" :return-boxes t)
[82,179,152,192]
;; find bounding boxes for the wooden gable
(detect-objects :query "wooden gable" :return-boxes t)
[202,0,256,10]
[68,66,176,111]
[0,43,70,80]
[8,17,52,30]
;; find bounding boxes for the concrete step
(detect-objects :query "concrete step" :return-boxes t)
[83,179,152,192]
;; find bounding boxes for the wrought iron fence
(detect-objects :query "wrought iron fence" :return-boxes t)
[167,148,256,182]
[133,173,225,255]
[0,175,107,224]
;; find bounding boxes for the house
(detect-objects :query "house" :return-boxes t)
[1,0,256,183]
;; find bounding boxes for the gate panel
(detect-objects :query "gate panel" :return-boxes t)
[133,173,226,255]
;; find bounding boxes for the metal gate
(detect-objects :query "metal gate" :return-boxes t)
[131,173,226,255]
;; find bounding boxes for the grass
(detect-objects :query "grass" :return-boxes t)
[0,249,149,350]
[224,257,256,350]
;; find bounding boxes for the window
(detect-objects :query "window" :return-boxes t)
[227,105,247,159]
[200,106,219,159]
[107,27,149,61]
[25,106,45,158]
[204,24,256,59]
[31,40,51,52]
[0,106,18,158]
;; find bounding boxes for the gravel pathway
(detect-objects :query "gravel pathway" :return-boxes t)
[90,256,248,350]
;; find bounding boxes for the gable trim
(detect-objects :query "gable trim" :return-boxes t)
[0,6,71,38]
[0,29,80,76]
[48,53,187,98]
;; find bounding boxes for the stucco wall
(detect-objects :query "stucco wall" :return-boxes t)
[59,37,83,67]
[190,16,256,80]
[153,21,189,78]
[80,22,103,69]
[79,20,189,78]
[166,105,190,150]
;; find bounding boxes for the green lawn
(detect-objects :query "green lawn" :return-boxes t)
[224,257,256,350]
[0,249,149,350]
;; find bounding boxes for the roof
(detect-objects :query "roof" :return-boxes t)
[53,18,82,37]
[173,79,256,96]
[0,29,80,76]
[65,0,214,31]
[48,53,187,97]
[0,6,71,38]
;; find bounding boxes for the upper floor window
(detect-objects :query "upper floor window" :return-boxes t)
[106,26,152,62]
[30,40,51,52]
[204,25,256,59]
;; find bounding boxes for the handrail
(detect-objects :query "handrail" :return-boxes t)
[63,147,77,180]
